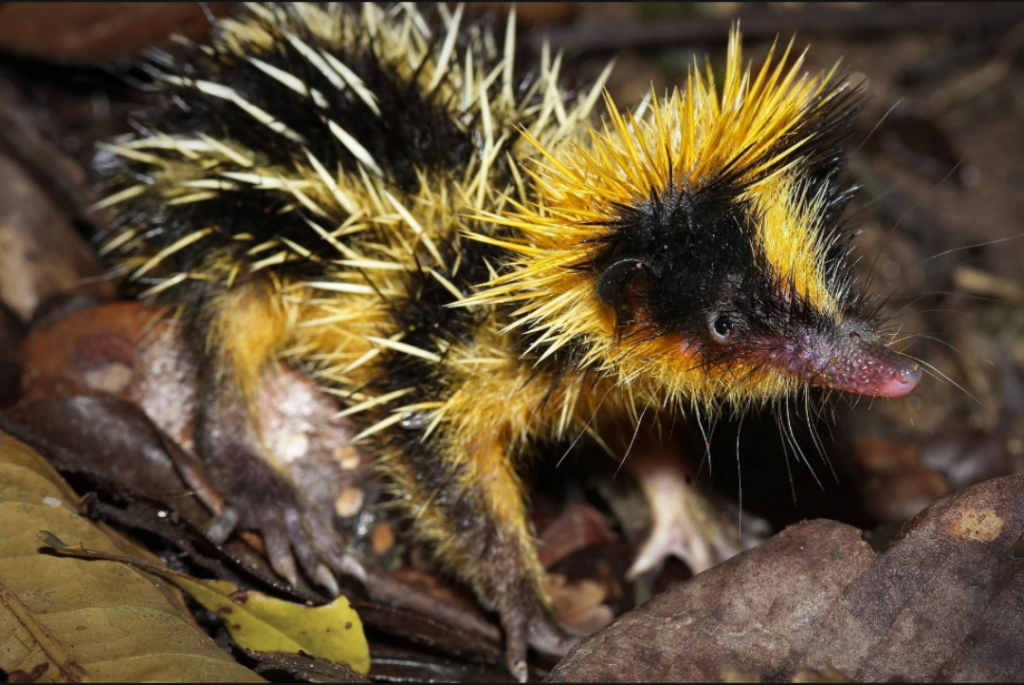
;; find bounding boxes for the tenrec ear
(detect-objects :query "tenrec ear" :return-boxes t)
[597,258,650,313]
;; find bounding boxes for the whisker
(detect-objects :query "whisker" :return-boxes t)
[557,384,612,468]
[900,352,981,405]
[848,166,913,216]
[886,308,965,319]
[918,232,1024,267]
[735,412,745,538]
[805,389,838,482]
[920,254,986,279]
[786,400,823,490]
[855,98,904,154]
[894,331,993,368]
[889,290,1018,304]
[822,389,839,440]
[693,406,713,479]
[614,406,648,478]
[889,155,964,237]
[774,403,798,506]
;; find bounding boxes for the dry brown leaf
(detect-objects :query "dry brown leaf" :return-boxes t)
[548,475,1024,682]
[538,502,618,569]
[0,430,265,683]
[0,154,112,322]
[544,574,614,637]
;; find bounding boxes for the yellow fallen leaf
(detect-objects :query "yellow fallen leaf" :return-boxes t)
[0,430,264,683]
[39,532,370,676]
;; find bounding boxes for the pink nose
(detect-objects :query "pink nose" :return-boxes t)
[872,366,923,398]
[788,323,925,399]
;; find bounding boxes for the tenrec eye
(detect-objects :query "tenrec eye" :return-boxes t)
[711,313,734,342]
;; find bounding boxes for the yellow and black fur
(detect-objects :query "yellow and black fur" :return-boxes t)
[94,4,922,679]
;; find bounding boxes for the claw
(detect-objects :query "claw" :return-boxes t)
[503,611,579,682]
[336,552,367,584]
[508,658,529,684]
[528,612,582,658]
[314,564,341,597]
[205,507,239,545]
[502,606,531,683]
[264,530,300,588]
[499,590,582,683]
